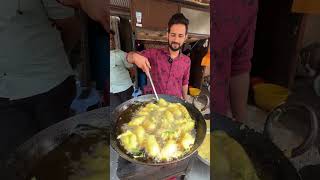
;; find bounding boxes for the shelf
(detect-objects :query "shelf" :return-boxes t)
[135,27,209,43]
[168,0,210,10]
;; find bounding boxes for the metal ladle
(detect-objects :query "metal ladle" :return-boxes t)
[146,71,159,101]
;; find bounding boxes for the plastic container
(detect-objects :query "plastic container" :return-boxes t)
[189,87,201,96]
[253,83,289,111]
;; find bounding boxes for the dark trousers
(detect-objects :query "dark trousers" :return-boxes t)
[0,76,76,173]
[110,86,134,109]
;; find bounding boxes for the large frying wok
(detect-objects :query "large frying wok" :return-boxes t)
[110,94,207,166]
[212,113,302,180]
[4,107,110,180]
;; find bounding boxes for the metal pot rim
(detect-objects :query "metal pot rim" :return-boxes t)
[110,94,207,166]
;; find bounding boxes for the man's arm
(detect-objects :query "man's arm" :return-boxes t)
[57,0,109,32]
[230,4,258,122]
[42,0,81,53]
[127,52,151,74]
[120,51,135,78]
[54,17,81,53]
[182,85,188,100]
[182,59,191,100]
[120,51,133,69]
[230,73,250,122]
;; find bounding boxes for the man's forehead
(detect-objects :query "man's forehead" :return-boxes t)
[169,24,187,34]
[170,32,185,35]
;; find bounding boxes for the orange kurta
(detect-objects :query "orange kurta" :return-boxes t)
[292,0,320,14]
[201,49,210,67]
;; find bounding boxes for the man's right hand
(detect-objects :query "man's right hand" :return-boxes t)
[128,53,151,74]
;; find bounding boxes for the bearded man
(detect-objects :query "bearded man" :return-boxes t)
[126,13,191,100]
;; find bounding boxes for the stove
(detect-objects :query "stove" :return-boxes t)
[116,155,196,180]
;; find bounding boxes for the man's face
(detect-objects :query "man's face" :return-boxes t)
[110,33,115,50]
[167,24,188,51]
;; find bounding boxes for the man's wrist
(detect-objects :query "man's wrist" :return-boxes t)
[126,52,135,64]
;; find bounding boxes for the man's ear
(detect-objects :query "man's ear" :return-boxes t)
[185,33,188,42]
[166,31,169,40]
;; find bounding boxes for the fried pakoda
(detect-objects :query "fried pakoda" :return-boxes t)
[118,98,196,162]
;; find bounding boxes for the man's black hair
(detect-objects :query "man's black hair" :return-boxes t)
[168,13,189,34]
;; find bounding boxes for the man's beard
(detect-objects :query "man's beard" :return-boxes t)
[169,42,182,51]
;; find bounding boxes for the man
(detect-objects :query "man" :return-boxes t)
[127,13,191,100]
[0,0,106,176]
[110,30,134,107]
[211,0,258,122]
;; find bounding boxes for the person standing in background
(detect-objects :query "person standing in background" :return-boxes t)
[0,0,109,177]
[110,30,134,107]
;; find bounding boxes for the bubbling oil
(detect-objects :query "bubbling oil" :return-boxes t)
[117,98,196,162]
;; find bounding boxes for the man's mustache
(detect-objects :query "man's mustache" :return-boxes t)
[171,42,180,46]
